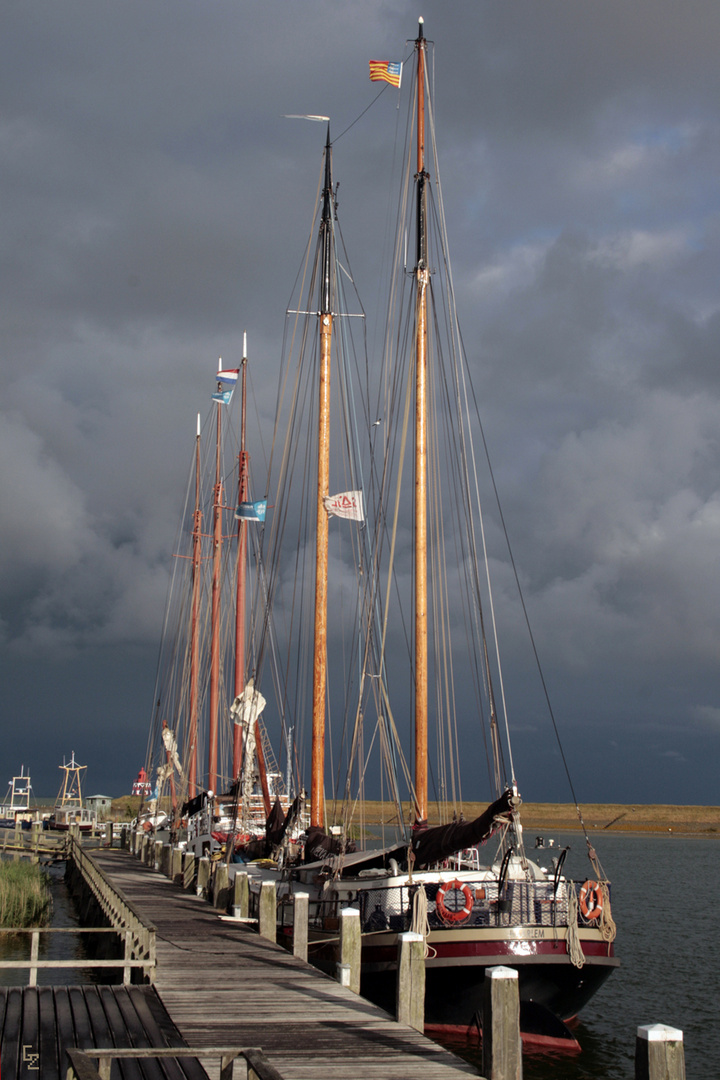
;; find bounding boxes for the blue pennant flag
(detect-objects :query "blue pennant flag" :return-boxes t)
[235,499,267,522]
[212,388,234,406]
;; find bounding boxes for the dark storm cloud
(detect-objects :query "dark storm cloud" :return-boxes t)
[2,0,720,802]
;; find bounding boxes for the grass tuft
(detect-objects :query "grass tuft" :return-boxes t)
[0,861,52,928]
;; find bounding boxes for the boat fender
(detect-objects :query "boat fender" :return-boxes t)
[578,879,603,921]
[435,879,474,923]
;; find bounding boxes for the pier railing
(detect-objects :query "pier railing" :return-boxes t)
[66,1044,285,1080]
[0,926,155,985]
[66,833,156,983]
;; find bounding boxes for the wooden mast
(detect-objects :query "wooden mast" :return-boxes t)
[188,413,202,798]
[233,337,249,780]
[208,367,224,796]
[414,18,429,824]
[310,129,334,829]
[233,335,272,813]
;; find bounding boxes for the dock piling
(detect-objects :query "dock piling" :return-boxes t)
[482,965,522,1080]
[292,891,308,961]
[232,870,249,918]
[395,932,425,1032]
[636,1024,685,1080]
[258,880,277,941]
[339,908,361,993]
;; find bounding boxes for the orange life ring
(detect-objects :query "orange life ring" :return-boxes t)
[435,879,474,923]
[579,879,603,921]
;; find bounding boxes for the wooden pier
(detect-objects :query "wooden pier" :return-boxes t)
[89,848,475,1080]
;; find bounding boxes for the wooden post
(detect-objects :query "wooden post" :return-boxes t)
[171,846,183,885]
[196,856,211,897]
[482,965,522,1080]
[153,839,163,870]
[293,892,309,962]
[213,862,230,909]
[339,908,361,994]
[232,871,249,919]
[636,1024,685,1080]
[258,880,276,941]
[183,850,195,890]
[396,931,425,1032]
[161,843,172,877]
[29,930,39,988]
[105,822,113,846]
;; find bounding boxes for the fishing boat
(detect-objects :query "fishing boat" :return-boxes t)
[0,766,33,829]
[245,18,618,1036]
[47,752,97,832]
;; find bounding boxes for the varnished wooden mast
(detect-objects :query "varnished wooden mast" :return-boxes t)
[414,18,429,823]
[310,130,334,829]
[188,413,202,798]
[233,339,249,780]
[208,376,223,795]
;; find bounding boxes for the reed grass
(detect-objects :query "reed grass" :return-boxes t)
[0,861,52,927]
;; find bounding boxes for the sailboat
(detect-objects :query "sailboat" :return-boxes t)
[143,343,303,858]
[244,18,618,1035]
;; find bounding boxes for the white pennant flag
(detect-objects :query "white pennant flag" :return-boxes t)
[323,490,364,521]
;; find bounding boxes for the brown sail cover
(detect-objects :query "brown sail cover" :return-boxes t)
[410,791,515,869]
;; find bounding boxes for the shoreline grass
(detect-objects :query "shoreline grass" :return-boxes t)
[0,861,52,928]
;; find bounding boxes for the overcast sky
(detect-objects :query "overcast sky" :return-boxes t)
[3,0,720,808]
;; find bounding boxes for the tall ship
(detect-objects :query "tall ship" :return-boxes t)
[142,19,618,1040]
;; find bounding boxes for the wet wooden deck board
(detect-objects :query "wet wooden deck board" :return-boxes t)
[94,849,477,1080]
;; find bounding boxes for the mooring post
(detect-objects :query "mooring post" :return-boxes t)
[636,1024,685,1080]
[482,965,522,1080]
[258,880,277,941]
[171,845,183,885]
[183,850,196,890]
[232,870,249,918]
[153,839,163,871]
[161,843,172,877]
[338,908,361,994]
[396,931,425,1032]
[213,862,230,909]
[196,856,210,897]
[293,891,309,962]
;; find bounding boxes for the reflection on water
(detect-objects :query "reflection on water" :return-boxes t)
[436,832,720,1080]
[0,861,103,986]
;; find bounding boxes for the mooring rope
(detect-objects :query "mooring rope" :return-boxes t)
[566,886,586,969]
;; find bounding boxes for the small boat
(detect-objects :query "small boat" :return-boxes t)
[46,752,97,833]
[0,766,33,829]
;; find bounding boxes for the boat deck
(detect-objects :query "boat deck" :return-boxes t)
[92,848,476,1080]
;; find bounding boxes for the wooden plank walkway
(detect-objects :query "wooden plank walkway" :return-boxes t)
[0,984,208,1080]
[93,849,477,1080]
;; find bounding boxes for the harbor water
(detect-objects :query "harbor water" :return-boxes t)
[0,860,101,986]
[444,831,719,1080]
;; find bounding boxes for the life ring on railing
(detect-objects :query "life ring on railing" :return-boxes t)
[435,879,474,923]
[579,879,603,921]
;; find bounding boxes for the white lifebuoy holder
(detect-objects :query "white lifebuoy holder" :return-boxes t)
[435,879,474,923]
